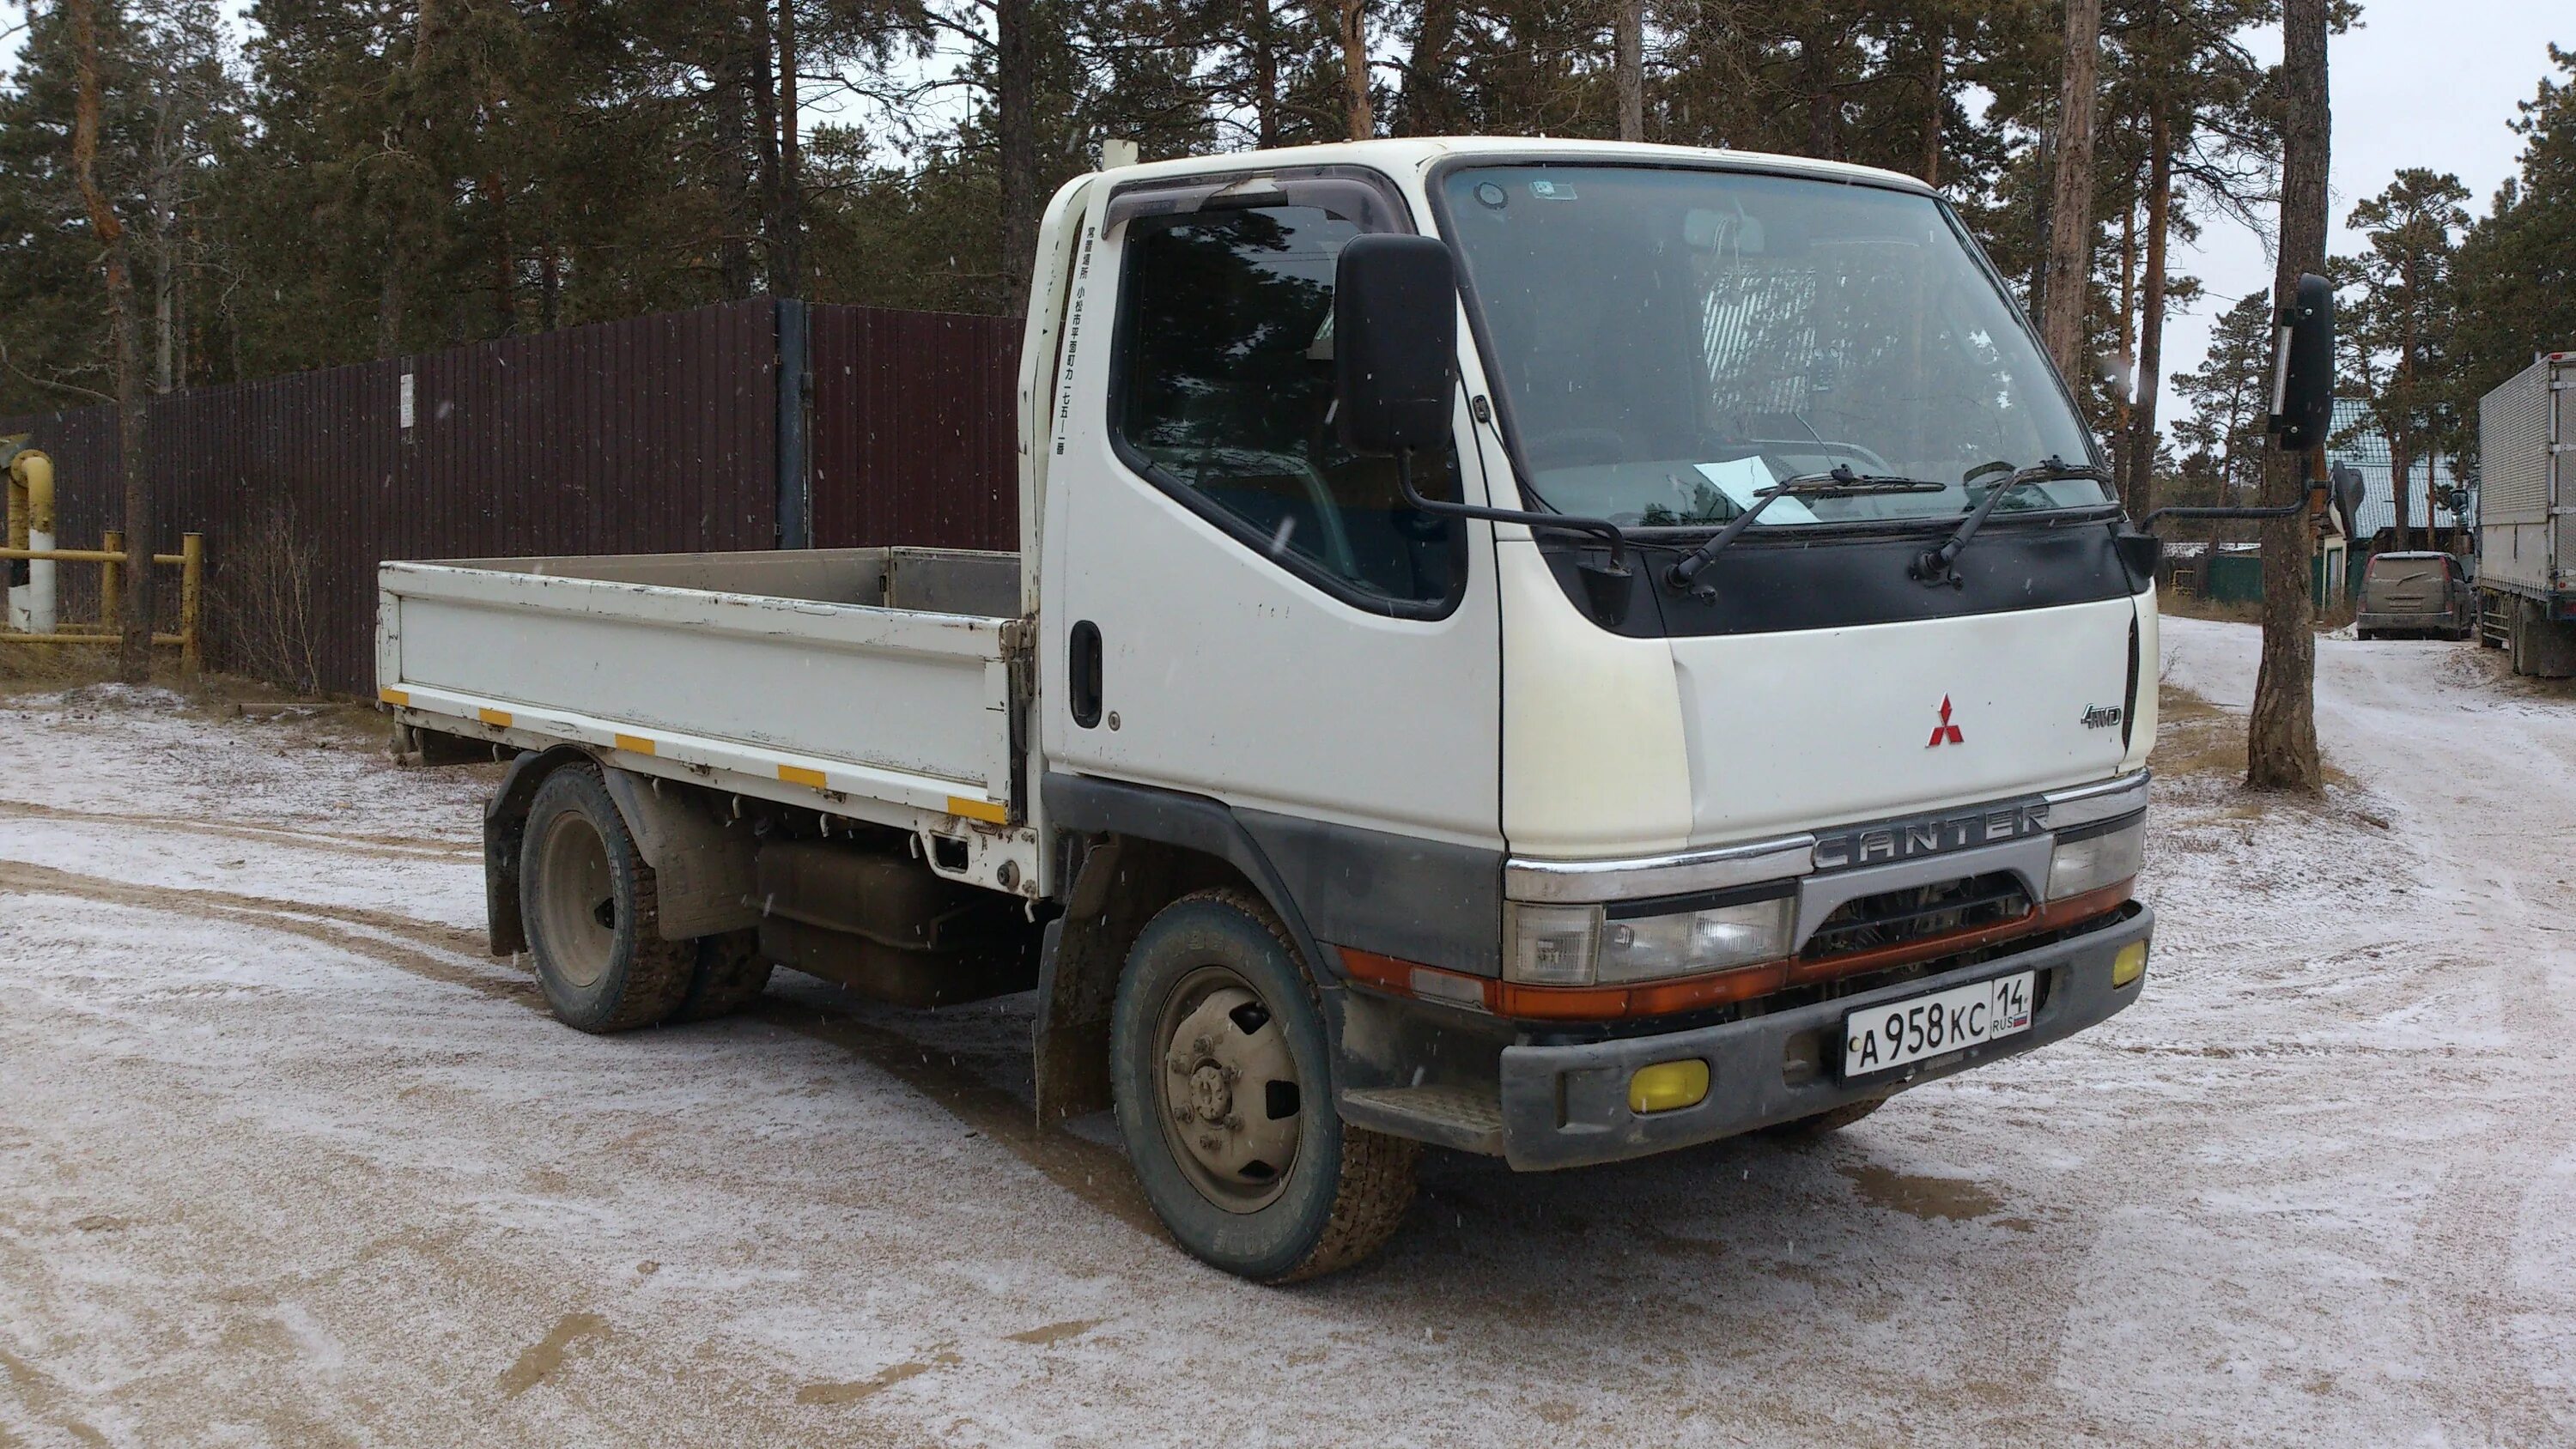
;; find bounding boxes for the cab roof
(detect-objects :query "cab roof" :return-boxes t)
[1094,137,1940,199]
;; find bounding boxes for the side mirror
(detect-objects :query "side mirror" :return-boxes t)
[2330,463,2366,540]
[2445,485,2471,516]
[2267,272,2334,452]
[1334,234,1458,457]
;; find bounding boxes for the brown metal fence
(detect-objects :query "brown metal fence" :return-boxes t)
[0,299,1021,696]
[808,305,1019,553]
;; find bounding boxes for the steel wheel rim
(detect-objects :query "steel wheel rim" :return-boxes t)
[534,810,617,990]
[1152,963,1303,1214]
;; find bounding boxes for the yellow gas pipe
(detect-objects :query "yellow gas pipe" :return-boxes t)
[5,446,53,634]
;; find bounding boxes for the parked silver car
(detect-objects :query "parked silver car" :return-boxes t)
[2358,551,2477,640]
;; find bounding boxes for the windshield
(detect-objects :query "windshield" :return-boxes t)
[1438,164,2109,529]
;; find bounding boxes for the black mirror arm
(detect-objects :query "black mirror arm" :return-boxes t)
[1394,451,1628,567]
[2140,479,2336,533]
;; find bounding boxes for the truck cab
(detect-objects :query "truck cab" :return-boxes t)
[384,137,2157,1282]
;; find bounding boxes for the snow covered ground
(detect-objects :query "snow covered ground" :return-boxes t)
[3,627,2571,1446]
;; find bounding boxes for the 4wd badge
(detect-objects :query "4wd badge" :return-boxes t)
[1926,695,1965,748]
[2081,703,2125,730]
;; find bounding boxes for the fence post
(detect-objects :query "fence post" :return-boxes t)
[100,529,123,634]
[180,532,203,676]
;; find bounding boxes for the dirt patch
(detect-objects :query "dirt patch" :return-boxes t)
[796,1352,959,1406]
[498,1312,611,1398]
[1838,1163,2005,1223]
[1004,1319,1103,1346]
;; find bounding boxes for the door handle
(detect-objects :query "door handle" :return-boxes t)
[1069,620,1103,728]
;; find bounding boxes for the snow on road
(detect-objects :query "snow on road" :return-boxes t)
[2,640,2571,1446]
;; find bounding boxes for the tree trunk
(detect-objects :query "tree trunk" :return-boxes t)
[2039,0,2103,380]
[1336,0,1374,140]
[1250,0,1280,145]
[1614,0,1643,142]
[997,0,1036,318]
[1395,0,1455,136]
[2122,100,2172,519]
[775,0,803,298]
[486,169,514,335]
[748,9,783,289]
[2114,191,2136,497]
[709,50,756,299]
[69,0,153,681]
[2248,0,2328,794]
[2390,432,2412,549]
[1920,26,1944,185]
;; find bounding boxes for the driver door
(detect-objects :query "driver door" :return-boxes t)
[1038,173,1504,888]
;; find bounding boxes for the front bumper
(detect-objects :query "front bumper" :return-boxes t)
[1495,904,2152,1170]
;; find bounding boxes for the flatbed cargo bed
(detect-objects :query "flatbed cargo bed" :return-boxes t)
[377,546,1036,888]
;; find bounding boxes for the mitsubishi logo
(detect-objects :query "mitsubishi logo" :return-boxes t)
[1926,695,1965,748]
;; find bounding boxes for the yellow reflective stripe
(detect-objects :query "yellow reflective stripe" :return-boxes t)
[612,733,656,756]
[778,764,828,789]
[945,796,1008,824]
[477,707,512,727]
[378,687,410,707]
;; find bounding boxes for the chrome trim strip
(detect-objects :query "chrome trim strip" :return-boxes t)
[2043,769,2152,828]
[1505,833,1815,904]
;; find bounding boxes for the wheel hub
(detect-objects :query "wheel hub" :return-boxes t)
[1154,973,1302,1213]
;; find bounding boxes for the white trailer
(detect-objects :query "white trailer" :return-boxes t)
[2475,352,2576,675]
[384,138,2172,1282]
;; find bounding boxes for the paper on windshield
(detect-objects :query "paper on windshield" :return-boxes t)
[1695,458,1817,524]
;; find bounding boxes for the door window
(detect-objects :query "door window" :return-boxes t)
[1111,200,1464,613]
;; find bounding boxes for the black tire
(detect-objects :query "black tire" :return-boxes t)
[1110,888,1417,1282]
[671,929,773,1022]
[2356,628,2376,641]
[519,765,695,1033]
[1766,1095,1888,1137]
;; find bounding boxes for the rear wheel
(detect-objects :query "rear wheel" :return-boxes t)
[1110,889,1416,1282]
[520,765,695,1033]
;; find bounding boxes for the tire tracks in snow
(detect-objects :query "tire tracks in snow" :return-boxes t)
[0,797,477,860]
[2167,621,2576,1434]
[0,858,1160,1239]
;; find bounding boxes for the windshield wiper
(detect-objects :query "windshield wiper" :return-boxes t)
[1665,466,1947,592]
[1909,456,2114,588]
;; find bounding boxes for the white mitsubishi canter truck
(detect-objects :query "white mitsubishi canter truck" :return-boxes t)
[379,138,2162,1281]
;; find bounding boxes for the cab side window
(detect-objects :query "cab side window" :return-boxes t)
[1113,202,1463,611]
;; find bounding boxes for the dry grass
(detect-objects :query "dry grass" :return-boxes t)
[212,497,328,697]
[2149,677,2360,815]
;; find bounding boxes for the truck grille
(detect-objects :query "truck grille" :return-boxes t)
[1801,872,2032,960]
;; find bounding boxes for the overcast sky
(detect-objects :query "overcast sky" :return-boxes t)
[2160,3,2571,433]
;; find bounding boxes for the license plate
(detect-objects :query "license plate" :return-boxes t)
[1841,972,2033,1078]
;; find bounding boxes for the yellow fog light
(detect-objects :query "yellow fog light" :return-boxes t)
[1628,1059,1710,1114]
[2111,940,2148,989]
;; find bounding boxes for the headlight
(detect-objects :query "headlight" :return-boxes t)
[2047,815,2145,900]
[1506,894,1794,986]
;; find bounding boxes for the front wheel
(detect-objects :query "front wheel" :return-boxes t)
[1110,889,1417,1282]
